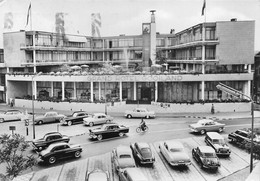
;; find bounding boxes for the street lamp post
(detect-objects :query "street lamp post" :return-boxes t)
[216,82,255,172]
[32,72,42,139]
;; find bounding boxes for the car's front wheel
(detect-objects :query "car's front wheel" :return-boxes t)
[0,118,5,123]
[38,120,43,125]
[97,135,103,141]
[218,127,224,133]
[89,122,94,127]
[48,156,56,164]
[127,114,132,119]
[67,121,72,126]
[119,132,124,137]
[74,151,81,158]
[200,129,206,135]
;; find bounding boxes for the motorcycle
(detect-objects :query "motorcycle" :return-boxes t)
[136,125,149,133]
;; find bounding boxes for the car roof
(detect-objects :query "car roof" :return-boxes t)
[198,146,215,153]
[93,113,106,116]
[206,132,223,139]
[165,140,184,149]
[116,145,132,155]
[135,142,150,149]
[198,119,213,123]
[44,132,61,136]
[124,168,148,181]
[73,111,88,113]
[47,142,68,149]
[45,111,58,114]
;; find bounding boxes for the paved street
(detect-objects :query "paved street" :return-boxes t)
[1,103,260,180]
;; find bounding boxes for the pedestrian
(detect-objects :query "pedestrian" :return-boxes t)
[211,104,215,114]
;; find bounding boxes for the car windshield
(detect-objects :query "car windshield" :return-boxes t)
[119,154,131,159]
[141,148,152,157]
[170,147,183,152]
[203,152,215,157]
[213,139,225,144]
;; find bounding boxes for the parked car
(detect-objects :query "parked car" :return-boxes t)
[192,146,220,170]
[159,140,191,166]
[124,108,155,119]
[34,111,65,125]
[130,142,155,165]
[32,132,70,151]
[189,119,225,135]
[228,128,260,145]
[205,132,231,156]
[89,123,129,141]
[0,109,28,123]
[83,113,113,127]
[118,167,148,181]
[38,142,82,164]
[112,145,136,172]
[60,111,89,126]
[86,169,110,181]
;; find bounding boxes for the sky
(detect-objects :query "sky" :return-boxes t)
[0,0,259,50]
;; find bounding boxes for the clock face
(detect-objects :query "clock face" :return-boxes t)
[143,24,150,34]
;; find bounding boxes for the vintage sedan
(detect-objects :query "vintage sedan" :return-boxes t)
[192,146,220,170]
[38,142,82,164]
[205,132,231,156]
[83,113,113,127]
[124,108,155,119]
[89,123,129,141]
[0,109,28,123]
[60,111,89,126]
[118,167,148,181]
[34,111,65,125]
[32,132,70,151]
[189,119,225,135]
[86,169,110,181]
[159,140,191,166]
[130,142,155,165]
[112,145,136,172]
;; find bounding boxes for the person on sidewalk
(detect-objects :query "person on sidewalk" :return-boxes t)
[211,104,215,114]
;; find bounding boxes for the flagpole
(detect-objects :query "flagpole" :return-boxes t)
[30,2,32,31]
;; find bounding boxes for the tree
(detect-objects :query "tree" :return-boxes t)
[155,50,167,65]
[0,134,37,180]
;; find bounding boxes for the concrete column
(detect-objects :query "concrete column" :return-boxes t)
[202,24,205,74]
[248,64,251,73]
[33,33,36,73]
[155,81,158,102]
[90,82,94,102]
[243,81,251,100]
[119,81,122,102]
[134,82,137,100]
[50,82,54,97]
[201,81,205,100]
[62,81,65,101]
[73,82,77,99]
[33,81,37,99]
[98,82,101,100]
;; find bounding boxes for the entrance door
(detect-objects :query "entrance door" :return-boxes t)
[141,87,151,102]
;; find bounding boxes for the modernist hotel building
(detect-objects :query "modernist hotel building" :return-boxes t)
[0,12,255,105]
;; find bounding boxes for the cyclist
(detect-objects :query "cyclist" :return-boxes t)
[140,118,146,131]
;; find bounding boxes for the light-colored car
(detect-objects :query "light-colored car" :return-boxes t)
[159,140,191,166]
[83,113,113,126]
[86,169,110,181]
[112,145,136,172]
[34,111,65,125]
[118,167,148,181]
[0,109,28,123]
[124,108,155,119]
[205,132,231,156]
[189,119,225,135]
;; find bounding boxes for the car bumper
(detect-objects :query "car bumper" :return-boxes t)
[202,164,220,169]
[89,133,97,139]
[140,159,155,164]
[190,128,199,132]
[170,161,191,166]
[216,150,231,156]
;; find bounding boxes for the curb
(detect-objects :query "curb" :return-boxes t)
[184,115,233,121]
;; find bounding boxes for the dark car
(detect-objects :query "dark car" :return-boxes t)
[38,142,82,164]
[192,146,220,170]
[32,132,70,151]
[60,111,89,126]
[130,142,155,165]
[89,123,129,141]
